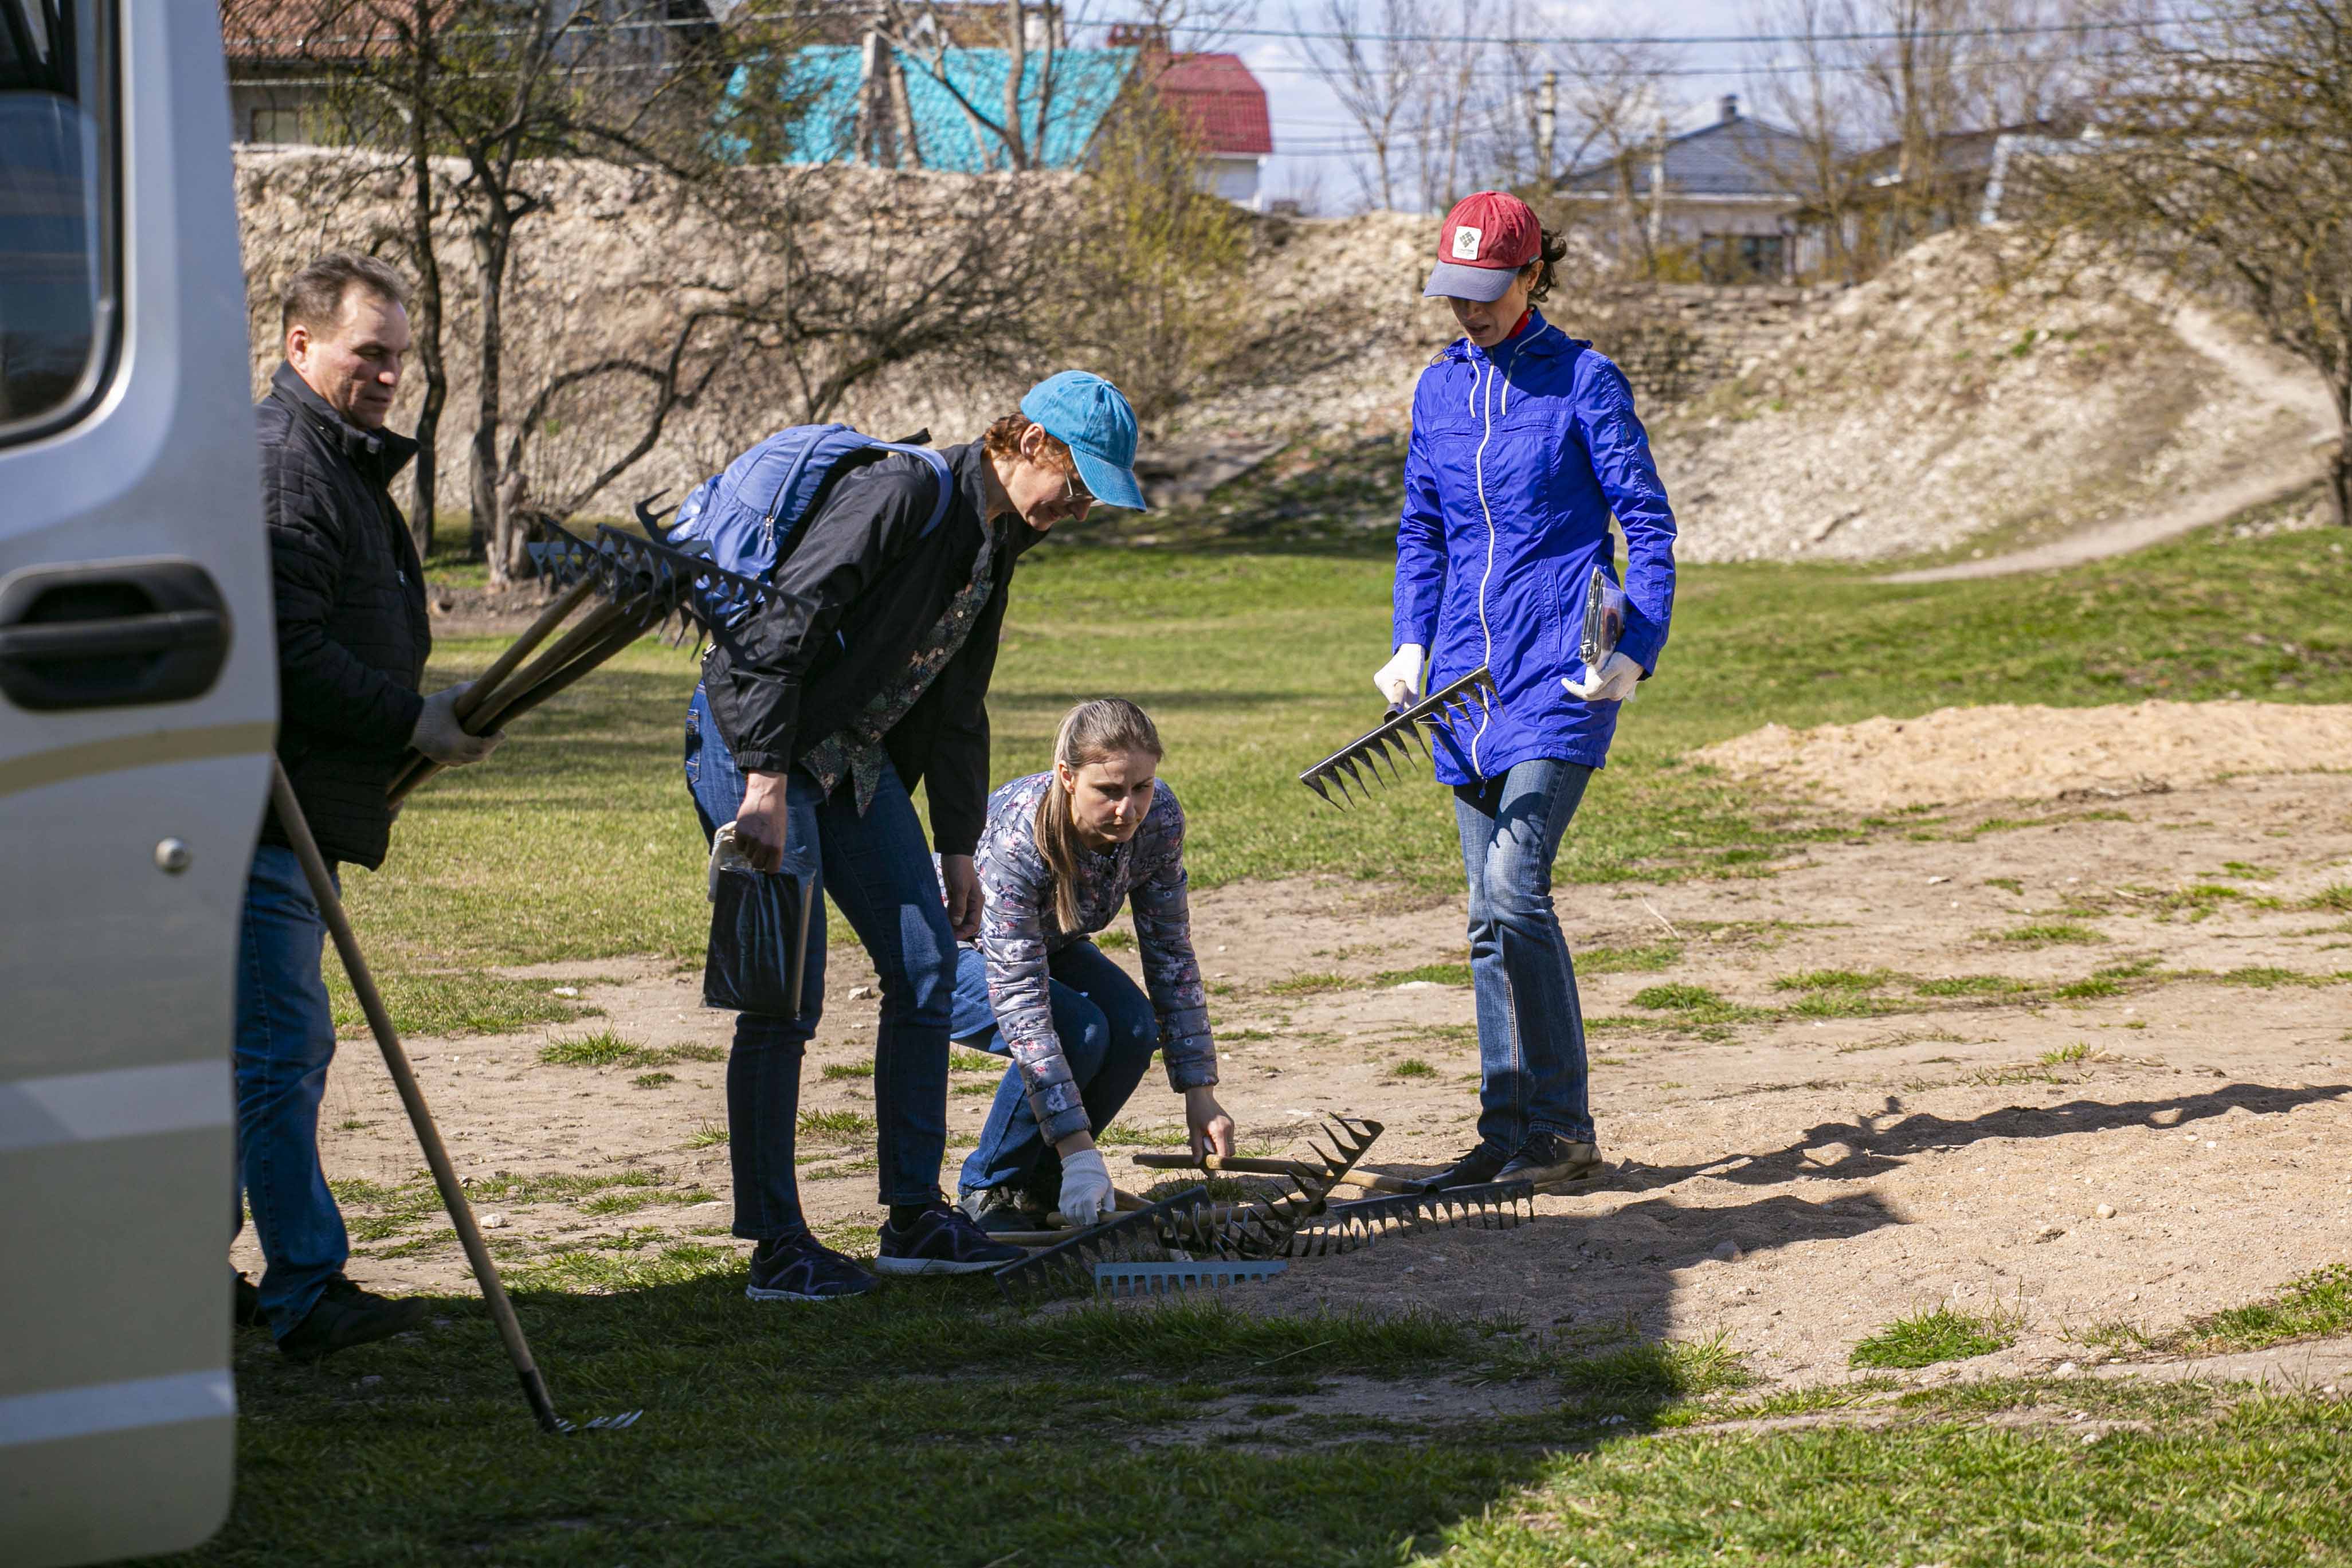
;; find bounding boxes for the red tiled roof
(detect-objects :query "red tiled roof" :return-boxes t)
[1149,52,1271,157]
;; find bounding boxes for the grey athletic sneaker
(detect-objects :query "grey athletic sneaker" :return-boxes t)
[1498,1132,1604,1193]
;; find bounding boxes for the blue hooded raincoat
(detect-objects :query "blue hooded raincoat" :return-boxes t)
[1393,309,1678,786]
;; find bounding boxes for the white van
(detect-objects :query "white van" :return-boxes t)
[2,3,268,1561]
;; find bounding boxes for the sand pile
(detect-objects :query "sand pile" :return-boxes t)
[1692,700,2352,810]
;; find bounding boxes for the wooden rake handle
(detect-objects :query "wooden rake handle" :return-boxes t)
[1130,1152,1424,1195]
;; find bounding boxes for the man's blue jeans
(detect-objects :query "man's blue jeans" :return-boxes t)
[233,843,349,1339]
[950,942,1159,1199]
[1454,758,1597,1153]
[685,683,953,1242]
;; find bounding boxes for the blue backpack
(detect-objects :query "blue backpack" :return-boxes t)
[655,424,953,632]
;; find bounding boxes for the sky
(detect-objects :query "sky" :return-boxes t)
[1210,1,1767,214]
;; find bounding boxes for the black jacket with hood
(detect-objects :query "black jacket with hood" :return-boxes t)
[700,440,1041,857]
[254,362,429,870]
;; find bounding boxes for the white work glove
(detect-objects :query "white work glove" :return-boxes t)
[1563,652,1643,704]
[1057,1147,1116,1227]
[409,683,503,765]
[1374,643,1428,707]
[707,821,753,901]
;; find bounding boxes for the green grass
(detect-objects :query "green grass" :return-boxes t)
[2171,1265,2352,1355]
[1915,973,2030,996]
[2308,884,2352,913]
[1630,983,1724,1011]
[1391,1058,1438,1079]
[1995,922,2107,947]
[1851,1306,2021,1369]
[1579,942,1683,974]
[948,1049,1002,1073]
[797,1109,877,1141]
[1771,967,1891,993]
[1269,970,1357,994]
[193,488,2352,1565]
[537,1030,720,1069]
[1378,962,1473,986]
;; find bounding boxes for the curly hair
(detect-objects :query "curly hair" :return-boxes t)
[981,413,1076,475]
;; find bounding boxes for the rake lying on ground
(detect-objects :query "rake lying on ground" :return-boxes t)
[1284,1180,1536,1258]
[384,521,781,806]
[1138,1142,1538,1257]
[992,1118,1386,1302]
[1297,667,1496,807]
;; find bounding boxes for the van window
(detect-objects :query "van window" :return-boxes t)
[0,0,115,441]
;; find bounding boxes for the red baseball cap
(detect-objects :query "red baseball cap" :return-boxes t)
[1423,191,1541,302]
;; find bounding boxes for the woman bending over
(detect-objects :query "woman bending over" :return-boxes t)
[953,699,1234,1229]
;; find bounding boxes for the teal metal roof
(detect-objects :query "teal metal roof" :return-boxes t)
[730,45,1138,171]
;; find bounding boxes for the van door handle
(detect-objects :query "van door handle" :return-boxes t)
[0,560,234,711]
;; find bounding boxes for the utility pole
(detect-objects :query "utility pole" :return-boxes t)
[1535,69,1558,186]
[1647,112,1668,267]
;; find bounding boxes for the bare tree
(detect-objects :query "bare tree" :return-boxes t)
[1547,38,1682,276]
[2020,0,2352,524]
[1292,0,1428,210]
[1745,0,1872,282]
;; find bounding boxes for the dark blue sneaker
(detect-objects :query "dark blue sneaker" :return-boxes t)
[746,1233,881,1303]
[876,1201,1028,1275]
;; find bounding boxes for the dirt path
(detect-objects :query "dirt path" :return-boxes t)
[1884,301,2337,584]
[254,770,2352,1394]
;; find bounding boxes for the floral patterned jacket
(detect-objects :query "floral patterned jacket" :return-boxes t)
[971,771,1217,1145]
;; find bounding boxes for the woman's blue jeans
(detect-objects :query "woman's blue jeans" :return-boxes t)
[685,684,954,1242]
[1453,758,1596,1153]
[951,942,1158,1199]
[232,844,350,1339]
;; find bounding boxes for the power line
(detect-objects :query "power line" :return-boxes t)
[1229,7,2251,48]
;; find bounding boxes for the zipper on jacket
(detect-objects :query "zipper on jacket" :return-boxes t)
[1467,346,1507,775]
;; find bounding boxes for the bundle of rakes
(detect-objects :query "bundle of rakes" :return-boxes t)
[382,520,778,805]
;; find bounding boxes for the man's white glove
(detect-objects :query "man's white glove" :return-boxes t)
[1057,1147,1116,1226]
[1374,644,1428,707]
[1563,652,1644,704]
[409,683,503,765]
[708,821,752,902]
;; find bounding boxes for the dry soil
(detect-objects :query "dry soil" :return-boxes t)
[244,754,2352,1396]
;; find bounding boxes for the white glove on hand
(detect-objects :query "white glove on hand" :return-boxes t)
[708,821,753,902]
[1562,652,1643,704]
[1057,1148,1116,1227]
[1374,644,1428,707]
[409,683,503,766]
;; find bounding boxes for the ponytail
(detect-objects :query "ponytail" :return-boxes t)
[1033,697,1164,934]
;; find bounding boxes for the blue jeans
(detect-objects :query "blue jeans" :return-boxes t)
[952,942,1159,1198]
[233,844,348,1339]
[685,683,954,1241]
[1454,758,1596,1151]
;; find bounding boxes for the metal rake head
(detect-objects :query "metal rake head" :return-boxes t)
[1298,668,1497,807]
[1093,1260,1287,1299]
[993,1185,1212,1304]
[1173,1117,1385,1260]
[551,1408,644,1434]
[528,521,784,661]
[1285,1179,1535,1259]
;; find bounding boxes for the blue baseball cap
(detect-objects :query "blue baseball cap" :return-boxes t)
[1020,370,1147,512]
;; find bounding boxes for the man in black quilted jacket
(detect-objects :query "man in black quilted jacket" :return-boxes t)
[232,253,499,1361]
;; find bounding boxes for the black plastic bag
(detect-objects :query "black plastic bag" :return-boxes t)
[705,867,816,1018]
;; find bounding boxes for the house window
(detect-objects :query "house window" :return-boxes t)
[250,105,305,144]
[1700,234,1785,284]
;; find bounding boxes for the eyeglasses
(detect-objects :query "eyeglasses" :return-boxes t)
[1062,471,1094,509]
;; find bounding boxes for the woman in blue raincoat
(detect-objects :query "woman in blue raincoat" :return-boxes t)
[1377,190,1677,1194]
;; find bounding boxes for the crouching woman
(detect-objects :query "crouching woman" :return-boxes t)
[954,699,1234,1230]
